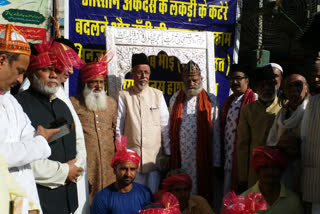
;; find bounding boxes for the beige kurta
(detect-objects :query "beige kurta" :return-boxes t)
[118,86,164,174]
[70,95,117,203]
[237,98,281,187]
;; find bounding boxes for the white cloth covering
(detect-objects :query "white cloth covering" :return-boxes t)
[169,90,220,194]
[266,97,308,146]
[0,91,51,214]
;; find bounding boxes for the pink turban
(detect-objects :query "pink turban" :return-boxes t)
[80,49,113,82]
[28,39,85,72]
[110,135,141,168]
[251,146,286,173]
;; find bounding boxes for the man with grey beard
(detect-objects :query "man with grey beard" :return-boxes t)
[168,60,220,201]
[70,59,117,203]
[15,49,81,214]
[116,53,170,193]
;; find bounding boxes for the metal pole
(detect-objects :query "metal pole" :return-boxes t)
[52,0,57,39]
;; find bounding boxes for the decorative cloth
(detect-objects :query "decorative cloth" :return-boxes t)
[139,192,181,214]
[110,135,141,168]
[28,40,85,72]
[80,49,113,82]
[220,88,256,189]
[251,146,286,173]
[221,191,267,214]
[0,24,30,56]
[132,53,149,68]
[169,89,212,199]
[182,60,200,76]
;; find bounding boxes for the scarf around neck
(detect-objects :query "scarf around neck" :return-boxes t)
[169,89,213,199]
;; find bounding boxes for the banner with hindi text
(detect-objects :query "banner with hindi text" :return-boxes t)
[67,0,238,105]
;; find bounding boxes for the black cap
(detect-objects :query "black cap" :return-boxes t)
[253,64,275,83]
[132,53,149,68]
[229,64,249,76]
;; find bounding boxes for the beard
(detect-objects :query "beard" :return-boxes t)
[135,79,148,91]
[31,73,59,96]
[182,83,203,97]
[83,84,107,111]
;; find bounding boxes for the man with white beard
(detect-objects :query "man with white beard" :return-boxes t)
[168,60,220,202]
[70,55,117,203]
[15,44,82,214]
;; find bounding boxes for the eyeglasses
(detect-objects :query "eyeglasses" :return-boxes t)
[228,76,246,83]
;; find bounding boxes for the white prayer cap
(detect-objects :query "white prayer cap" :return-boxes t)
[269,63,283,74]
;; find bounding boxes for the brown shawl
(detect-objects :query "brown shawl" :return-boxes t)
[220,88,256,190]
[169,89,213,200]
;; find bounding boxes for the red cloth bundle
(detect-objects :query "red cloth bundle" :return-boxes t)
[222,192,267,214]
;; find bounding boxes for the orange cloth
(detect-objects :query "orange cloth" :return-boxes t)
[170,89,213,200]
[0,24,30,56]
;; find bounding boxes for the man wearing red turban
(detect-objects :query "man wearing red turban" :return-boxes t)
[155,170,215,214]
[70,50,118,203]
[91,135,152,214]
[242,146,303,214]
[0,24,59,214]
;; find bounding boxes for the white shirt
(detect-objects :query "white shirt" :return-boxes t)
[224,94,244,170]
[116,90,171,155]
[55,86,90,214]
[0,91,51,213]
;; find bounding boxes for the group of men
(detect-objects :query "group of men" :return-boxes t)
[2,22,320,214]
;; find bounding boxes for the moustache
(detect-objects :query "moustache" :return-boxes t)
[48,79,59,84]
[231,84,240,88]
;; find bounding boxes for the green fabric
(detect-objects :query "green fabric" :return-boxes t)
[242,182,304,214]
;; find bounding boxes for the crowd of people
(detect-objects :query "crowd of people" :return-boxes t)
[1,23,320,214]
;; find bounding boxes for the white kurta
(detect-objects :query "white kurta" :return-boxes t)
[169,90,220,194]
[55,86,90,214]
[0,92,51,213]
